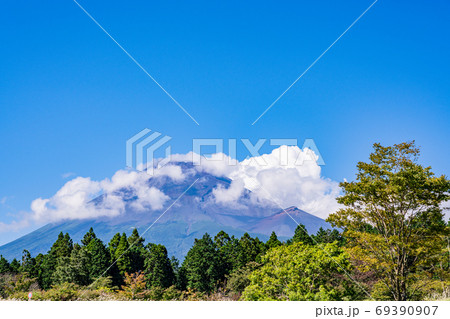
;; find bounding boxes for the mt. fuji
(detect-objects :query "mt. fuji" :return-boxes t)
[0,161,331,261]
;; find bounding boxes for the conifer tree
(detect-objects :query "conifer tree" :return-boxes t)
[81,227,96,246]
[313,227,344,246]
[107,233,123,285]
[50,232,73,259]
[237,233,265,267]
[85,234,110,281]
[170,256,185,290]
[115,233,132,276]
[53,244,90,286]
[182,233,221,293]
[266,231,281,249]
[289,224,314,245]
[9,258,20,273]
[38,232,74,289]
[108,233,121,261]
[20,249,37,277]
[214,231,233,279]
[0,255,10,273]
[128,228,145,273]
[144,243,174,288]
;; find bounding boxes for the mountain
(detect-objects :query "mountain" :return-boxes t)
[0,162,331,261]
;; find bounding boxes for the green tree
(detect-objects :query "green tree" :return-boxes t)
[35,232,74,289]
[170,256,185,290]
[237,233,265,268]
[144,243,174,288]
[51,232,73,259]
[108,233,121,259]
[214,230,231,248]
[0,255,11,273]
[85,236,110,281]
[327,142,450,300]
[265,231,281,249]
[81,227,96,246]
[226,261,259,294]
[34,253,45,287]
[9,259,20,273]
[313,227,344,246]
[128,228,146,273]
[182,233,221,293]
[214,231,236,279]
[107,233,122,285]
[36,254,56,290]
[241,242,362,300]
[52,244,90,286]
[115,233,132,276]
[288,224,314,245]
[19,250,37,277]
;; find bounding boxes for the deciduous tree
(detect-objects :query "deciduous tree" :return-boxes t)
[327,142,450,300]
[241,243,361,300]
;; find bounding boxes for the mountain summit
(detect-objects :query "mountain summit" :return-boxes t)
[0,162,330,260]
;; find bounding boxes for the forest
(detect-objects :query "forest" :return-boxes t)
[0,142,449,301]
[0,226,354,301]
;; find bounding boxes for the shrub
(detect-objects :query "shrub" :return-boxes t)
[226,262,259,294]
[241,243,364,301]
[45,282,80,301]
[162,285,183,300]
[0,273,39,299]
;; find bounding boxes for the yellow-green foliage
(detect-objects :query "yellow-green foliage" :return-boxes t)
[241,242,364,301]
[327,142,450,301]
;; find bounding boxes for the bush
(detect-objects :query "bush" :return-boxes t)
[0,273,39,299]
[241,243,364,301]
[88,276,115,291]
[162,285,183,300]
[226,262,259,294]
[45,282,80,301]
[371,277,450,301]
[421,280,450,301]
[180,288,205,301]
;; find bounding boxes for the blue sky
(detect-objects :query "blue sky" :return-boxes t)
[1,0,449,245]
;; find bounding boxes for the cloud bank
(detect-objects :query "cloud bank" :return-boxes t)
[193,145,341,219]
[29,167,178,223]
[4,146,340,229]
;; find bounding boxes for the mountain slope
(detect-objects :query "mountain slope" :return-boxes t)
[0,162,331,260]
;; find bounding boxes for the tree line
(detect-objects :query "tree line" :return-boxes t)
[1,141,449,300]
[0,225,347,300]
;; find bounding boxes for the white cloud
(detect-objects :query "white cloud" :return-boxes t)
[30,177,118,222]
[27,167,182,223]
[153,164,185,182]
[130,187,169,211]
[196,145,341,219]
[155,145,340,218]
[4,145,339,230]
[213,179,245,204]
[194,153,238,177]
[0,218,31,232]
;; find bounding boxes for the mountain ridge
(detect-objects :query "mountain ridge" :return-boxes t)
[0,162,331,260]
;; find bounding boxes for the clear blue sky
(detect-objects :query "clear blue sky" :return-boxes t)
[1,0,449,244]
